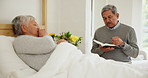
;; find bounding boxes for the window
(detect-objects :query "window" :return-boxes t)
[142,0,148,51]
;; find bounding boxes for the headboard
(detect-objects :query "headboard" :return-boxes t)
[0,0,47,37]
[0,24,14,36]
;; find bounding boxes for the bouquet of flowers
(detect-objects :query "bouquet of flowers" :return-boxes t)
[49,32,82,46]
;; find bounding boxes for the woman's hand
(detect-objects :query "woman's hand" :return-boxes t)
[56,39,67,44]
[38,29,48,37]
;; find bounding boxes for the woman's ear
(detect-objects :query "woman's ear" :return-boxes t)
[21,25,28,33]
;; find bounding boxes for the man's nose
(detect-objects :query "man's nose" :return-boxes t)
[106,18,110,22]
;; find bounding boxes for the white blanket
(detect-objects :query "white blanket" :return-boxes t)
[24,42,148,78]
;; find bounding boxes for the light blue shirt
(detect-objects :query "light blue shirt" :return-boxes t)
[107,21,120,30]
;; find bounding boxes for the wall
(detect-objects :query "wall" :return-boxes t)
[92,0,106,35]
[47,0,86,52]
[131,0,142,48]
[0,0,41,25]
[47,0,60,33]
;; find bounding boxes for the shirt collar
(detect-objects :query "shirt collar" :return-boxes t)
[107,21,120,30]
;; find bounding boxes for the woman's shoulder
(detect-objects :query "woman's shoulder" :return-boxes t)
[16,35,35,39]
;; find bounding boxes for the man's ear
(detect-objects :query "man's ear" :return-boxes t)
[21,25,28,33]
[116,13,119,19]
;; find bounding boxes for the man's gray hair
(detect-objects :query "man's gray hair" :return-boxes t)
[12,15,35,36]
[101,4,117,15]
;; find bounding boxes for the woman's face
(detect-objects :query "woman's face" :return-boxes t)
[22,20,39,37]
[27,20,39,36]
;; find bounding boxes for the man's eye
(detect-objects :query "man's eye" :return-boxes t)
[103,18,106,20]
[108,16,113,18]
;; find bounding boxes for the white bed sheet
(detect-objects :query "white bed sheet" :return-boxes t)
[25,42,148,78]
[132,60,148,69]
[0,36,148,78]
[0,36,36,78]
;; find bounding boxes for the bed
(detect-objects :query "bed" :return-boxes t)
[0,24,148,78]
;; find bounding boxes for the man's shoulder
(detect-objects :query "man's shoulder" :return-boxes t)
[120,23,133,29]
[96,26,106,31]
[120,23,134,31]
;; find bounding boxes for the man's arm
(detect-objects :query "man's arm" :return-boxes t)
[91,41,104,55]
[91,32,104,55]
[120,28,139,58]
[91,31,115,55]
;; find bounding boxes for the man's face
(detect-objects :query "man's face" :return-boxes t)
[102,10,119,28]
[22,20,39,37]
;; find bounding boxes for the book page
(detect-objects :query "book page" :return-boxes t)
[93,40,116,47]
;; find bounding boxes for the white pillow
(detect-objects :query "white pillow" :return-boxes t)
[0,35,36,78]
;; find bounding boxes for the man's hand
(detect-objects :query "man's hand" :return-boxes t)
[56,39,67,44]
[112,36,124,46]
[38,29,48,37]
[99,46,115,52]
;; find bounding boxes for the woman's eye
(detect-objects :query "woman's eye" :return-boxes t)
[34,24,37,26]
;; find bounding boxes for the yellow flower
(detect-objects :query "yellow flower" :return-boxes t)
[50,32,82,46]
[70,35,79,43]
[49,33,55,36]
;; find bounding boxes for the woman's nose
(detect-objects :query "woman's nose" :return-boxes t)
[36,26,40,29]
[36,26,40,31]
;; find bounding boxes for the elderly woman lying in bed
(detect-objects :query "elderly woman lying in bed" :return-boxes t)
[12,15,66,71]
[11,15,148,78]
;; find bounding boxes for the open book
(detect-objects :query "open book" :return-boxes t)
[93,40,116,47]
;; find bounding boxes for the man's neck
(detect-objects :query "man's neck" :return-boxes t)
[107,21,120,30]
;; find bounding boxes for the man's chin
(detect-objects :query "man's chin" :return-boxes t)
[106,25,114,28]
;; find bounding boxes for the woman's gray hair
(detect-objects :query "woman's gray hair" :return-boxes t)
[11,15,35,36]
[101,4,117,15]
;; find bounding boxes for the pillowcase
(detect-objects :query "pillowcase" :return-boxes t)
[0,35,36,78]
